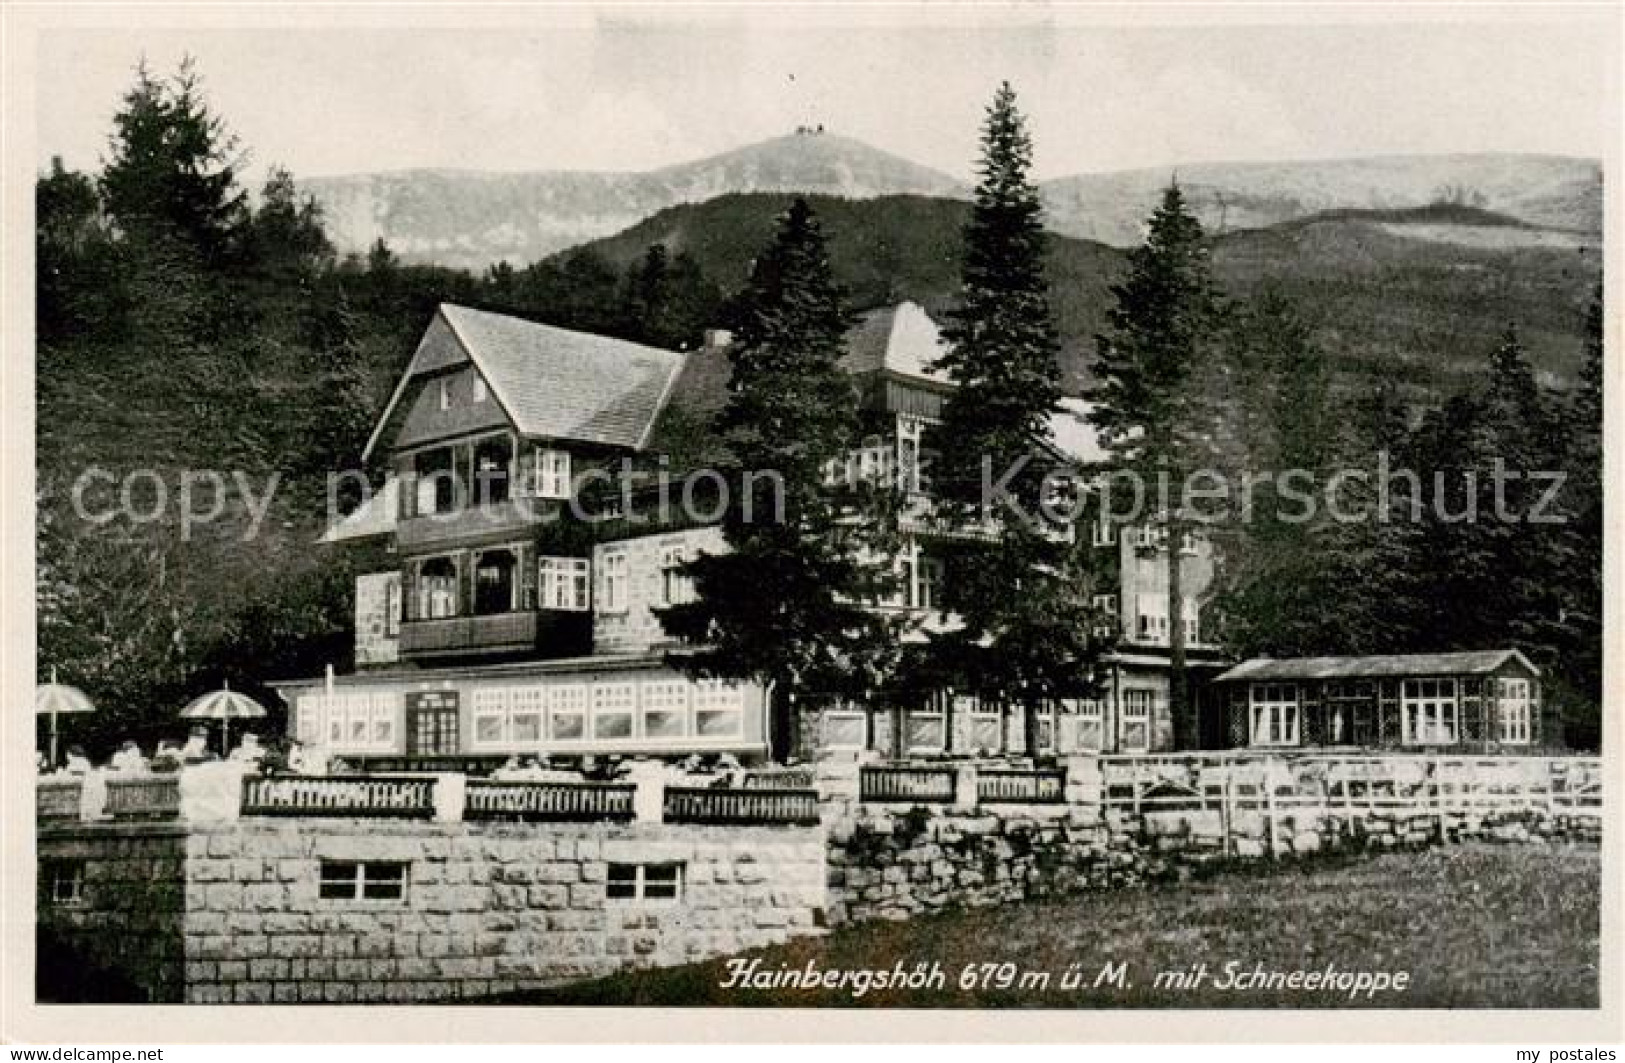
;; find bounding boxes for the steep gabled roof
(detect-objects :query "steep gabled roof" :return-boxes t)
[1215,649,1540,683]
[838,301,953,386]
[363,305,685,460]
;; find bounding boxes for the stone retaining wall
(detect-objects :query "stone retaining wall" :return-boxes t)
[39,817,825,1003]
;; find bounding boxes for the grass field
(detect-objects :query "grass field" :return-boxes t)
[496,843,1600,1009]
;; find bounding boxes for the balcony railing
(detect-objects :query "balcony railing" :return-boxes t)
[241,775,437,818]
[664,786,822,825]
[400,611,538,656]
[464,780,636,822]
[104,775,182,820]
[396,498,542,549]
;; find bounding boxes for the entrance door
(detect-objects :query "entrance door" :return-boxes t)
[406,691,460,755]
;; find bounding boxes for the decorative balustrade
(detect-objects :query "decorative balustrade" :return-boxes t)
[37,778,84,822]
[859,765,956,803]
[240,774,437,819]
[742,767,817,791]
[664,786,822,825]
[976,768,1065,804]
[464,780,635,822]
[104,775,181,820]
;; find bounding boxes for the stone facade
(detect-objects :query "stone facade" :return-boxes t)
[353,571,401,667]
[592,526,724,656]
[39,817,825,1004]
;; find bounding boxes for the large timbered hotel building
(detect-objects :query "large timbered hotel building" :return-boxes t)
[273,301,1227,763]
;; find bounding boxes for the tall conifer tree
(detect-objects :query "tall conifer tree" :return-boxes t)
[659,198,901,758]
[930,83,1100,759]
[1091,183,1224,750]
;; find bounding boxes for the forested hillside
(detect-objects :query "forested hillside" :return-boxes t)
[37,60,1604,752]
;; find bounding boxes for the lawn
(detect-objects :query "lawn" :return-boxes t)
[495,842,1600,1008]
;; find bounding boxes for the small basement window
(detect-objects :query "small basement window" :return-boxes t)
[42,858,85,906]
[606,862,684,904]
[319,860,408,902]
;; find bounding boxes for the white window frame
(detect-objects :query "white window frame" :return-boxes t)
[1071,698,1105,752]
[1136,593,1169,644]
[1092,593,1119,637]
[822,705,867,751]
[606,862,684,905]
[548,684,588,743]
[659,544,695,607]
[534,448,572,500]
[1120,689,1153,752]
[1092,517,1117,546]
[438,378,452,411]
[693,681,745,739]
[319,860,408,903]
[317,692,399,753]
[905,698,947,754]
[599,551,628,613]
[1248,683,1301,747]
[962,695,1002,752]
[539,557,591,611]
[914,556,944,611]
[1496,677,1533,745]
[641,680,691,741]
[44,859,85,906]
[1402,678,1460,745]
[592,682,638,741]
[471,376,488,404]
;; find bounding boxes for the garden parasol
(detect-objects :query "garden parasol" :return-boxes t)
[179,681,267,753]
[36,668,95,767]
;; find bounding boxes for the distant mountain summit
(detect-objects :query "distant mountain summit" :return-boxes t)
[300,130,965,269]
[300,132,1601,270]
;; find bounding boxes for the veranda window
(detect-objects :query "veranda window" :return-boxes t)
[1249,683,1300,747]
[1120,690,1153,752]
[906,694,947,753]
[694,682,745,738]
[592,683,637,740]
[549,684,588,742]
[1402,678,1460,745]
[641,681,690,740]
[1496,678,1533,745]
[822,704,867,751]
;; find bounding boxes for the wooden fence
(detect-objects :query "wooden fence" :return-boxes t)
[1095,753,1603,843]
[464,780,636,822]
[860,765,957,803]
[240,775,437,819]
[104,775,181,820]
[664,786,822,825]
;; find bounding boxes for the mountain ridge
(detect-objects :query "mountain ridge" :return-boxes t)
[299,133,1600,269]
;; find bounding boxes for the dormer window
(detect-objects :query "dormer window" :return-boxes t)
[472,376,488,404]
[438,379,452,411]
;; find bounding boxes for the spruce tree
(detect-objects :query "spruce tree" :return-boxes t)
[1091,182,1225,749]
[929,83,1100,759]
[658,198,901,758]
[99,57,248,265]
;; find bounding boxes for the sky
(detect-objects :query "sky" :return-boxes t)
[33,9,1618,184]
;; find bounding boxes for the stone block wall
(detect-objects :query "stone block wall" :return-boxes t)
[39,816,825,1004]
[37,824,188,1002]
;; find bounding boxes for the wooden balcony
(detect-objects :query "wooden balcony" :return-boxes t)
[396,498,552,550]
[398,609,591,659]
